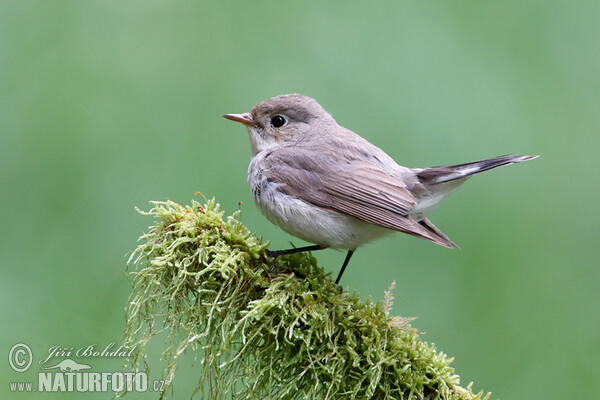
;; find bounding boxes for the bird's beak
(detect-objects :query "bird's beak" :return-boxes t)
[223,112,254,126]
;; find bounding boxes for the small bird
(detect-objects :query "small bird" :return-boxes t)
[224,94,537,284]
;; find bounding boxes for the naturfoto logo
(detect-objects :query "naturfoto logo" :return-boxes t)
[8,343,163,394]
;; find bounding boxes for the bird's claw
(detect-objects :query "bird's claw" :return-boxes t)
[266,249,277,272]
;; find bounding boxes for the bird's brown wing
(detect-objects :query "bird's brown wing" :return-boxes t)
[262,148,456,248]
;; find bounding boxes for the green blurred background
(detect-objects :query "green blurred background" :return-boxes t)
[2,1,598,398]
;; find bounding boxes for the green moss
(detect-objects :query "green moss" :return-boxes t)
[122,198,490,399]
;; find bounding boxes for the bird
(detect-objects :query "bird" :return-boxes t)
[223,94,537,284]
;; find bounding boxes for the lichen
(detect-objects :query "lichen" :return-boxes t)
[122,198,490,400]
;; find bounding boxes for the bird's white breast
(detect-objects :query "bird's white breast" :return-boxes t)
[247,155,391,250]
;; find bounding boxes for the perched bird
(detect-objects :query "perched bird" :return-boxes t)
[224,94,537,284]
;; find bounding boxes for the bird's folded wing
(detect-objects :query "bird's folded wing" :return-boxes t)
[263,149,455,248]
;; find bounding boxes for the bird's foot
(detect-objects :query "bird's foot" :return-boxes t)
[265,249,278,272]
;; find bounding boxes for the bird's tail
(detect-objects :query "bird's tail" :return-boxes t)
[416,154,538,184]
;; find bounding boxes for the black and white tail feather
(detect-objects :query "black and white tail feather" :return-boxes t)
[417,154,538,184]
[411,154,539,249]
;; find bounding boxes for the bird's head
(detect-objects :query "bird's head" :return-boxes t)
[224,94,335,155]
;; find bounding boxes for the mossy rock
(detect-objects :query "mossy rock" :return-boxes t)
[123,198,489,400]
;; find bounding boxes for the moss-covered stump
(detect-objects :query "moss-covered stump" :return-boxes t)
[123,198,489,400]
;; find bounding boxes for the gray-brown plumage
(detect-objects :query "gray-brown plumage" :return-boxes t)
[224,94,537,283]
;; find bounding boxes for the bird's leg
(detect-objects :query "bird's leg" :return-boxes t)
[335,250,355,285]
[266,244,324,258]
[266,244,325,271]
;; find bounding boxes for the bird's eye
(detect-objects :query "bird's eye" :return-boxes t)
[270,115,286,128]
